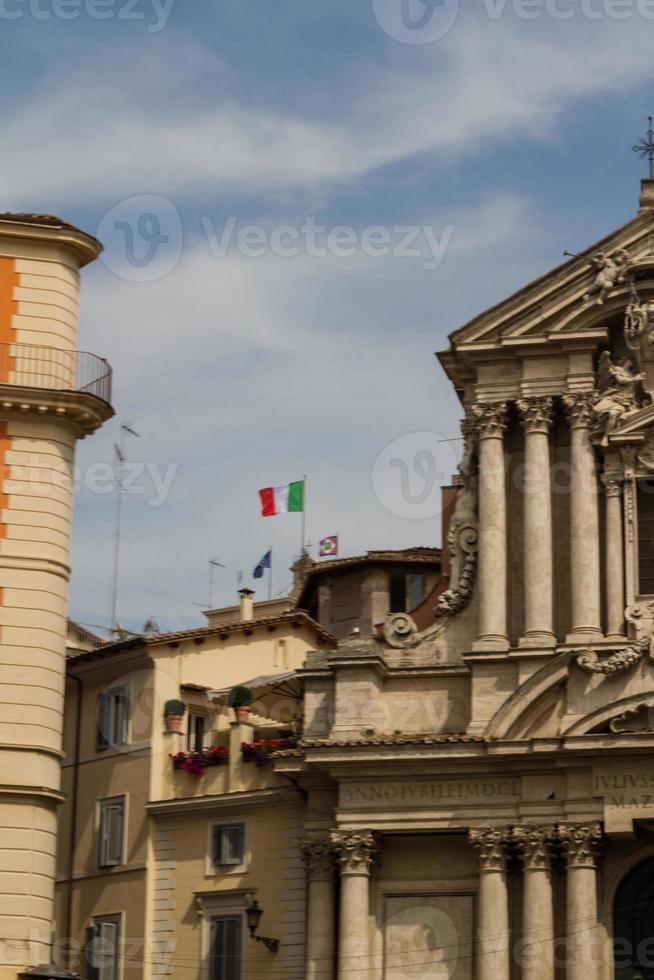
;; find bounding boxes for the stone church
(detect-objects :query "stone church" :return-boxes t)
[283,178,654,979]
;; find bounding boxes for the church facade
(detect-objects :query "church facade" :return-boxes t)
[284,179,654,980]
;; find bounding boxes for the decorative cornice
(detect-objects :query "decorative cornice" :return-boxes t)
[469,827,510,872]
[330,830,379,876]
[562,392,596,429]
[512,826,554,871]
[516,397,554,434]
[558,822,602,868]
[301,837,336,881]
[471,402,508,438]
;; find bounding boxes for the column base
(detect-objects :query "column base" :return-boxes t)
[518,631,556,649]
[472,636,510,653]
[565,627,603,644]
[606,632,626,643]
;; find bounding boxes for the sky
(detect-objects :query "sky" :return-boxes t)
[6,0,654,635]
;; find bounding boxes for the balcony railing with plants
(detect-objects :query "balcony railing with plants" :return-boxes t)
[0,343,112,404]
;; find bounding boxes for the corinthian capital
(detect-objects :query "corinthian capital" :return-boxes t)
[471,402,508,438]
[512,825,554,871]
[330,830,379,876]
[558,822,602,868]
[301,837,336,881]
[516,397,554,434]
[469,827,510,872]
[602,471,623,497]
[562,392,596,429]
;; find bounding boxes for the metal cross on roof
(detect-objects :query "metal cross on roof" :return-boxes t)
[634,117,654,179]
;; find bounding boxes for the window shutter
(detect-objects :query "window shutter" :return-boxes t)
[223,825,244,865]
[84,925,99,980]
[97,920,118,980]
[210,916,241,980]
[114,688,129,746]
[212,825,222,867]
[96,693,110,751]
[100,801,124,867]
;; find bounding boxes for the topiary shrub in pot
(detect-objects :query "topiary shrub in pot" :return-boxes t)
[164,699,187,733]
[227,686,254,723]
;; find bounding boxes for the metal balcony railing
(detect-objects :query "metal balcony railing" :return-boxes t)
[0,343,112,404]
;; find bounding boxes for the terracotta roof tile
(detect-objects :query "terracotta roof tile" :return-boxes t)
[299,733,483,748]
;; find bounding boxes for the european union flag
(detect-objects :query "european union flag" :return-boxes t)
[253,549,272,579]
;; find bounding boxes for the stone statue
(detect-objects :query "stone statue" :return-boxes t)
[592,352,642,446]
[584,249,629,305]
[625,292,654,354]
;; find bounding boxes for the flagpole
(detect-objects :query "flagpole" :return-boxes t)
[301,473,307,555]
[268,546,273,600]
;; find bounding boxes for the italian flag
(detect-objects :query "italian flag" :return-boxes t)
[259,480,305,517]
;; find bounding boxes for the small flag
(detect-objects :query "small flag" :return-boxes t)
[259,480,304,517]
[253,549,272,579]
[320,535,338,557]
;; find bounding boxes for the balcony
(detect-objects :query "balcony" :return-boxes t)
[0,342,112,403]
[0,343,114,432]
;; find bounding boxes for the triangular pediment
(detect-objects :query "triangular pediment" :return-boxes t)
[609,403,654,442]
[442,206,654,362]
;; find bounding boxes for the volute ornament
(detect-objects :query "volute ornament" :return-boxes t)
[512,826,554,871]
[383,613,419,650]
[300,837,336,880]
[471,401,507,438]
[575,637,652,675]
[330,830,379,875]
[562,391,596,428]
[516,397,554,433]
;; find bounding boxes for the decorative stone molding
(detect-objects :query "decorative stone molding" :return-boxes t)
[601,471,623,497]
[558,823,603,868]
[383,613,419,650]
[436,415,479,620]
[512,826,555,871]
[471,401,508,438]
[575,638,651,674]
[330,830,379,876]
[516,396,554,434]
[469,827,510,872]
[609,701,654,734]
[301,837,336,881]
[562,392,596,429]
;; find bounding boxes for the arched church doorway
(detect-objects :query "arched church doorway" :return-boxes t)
[614,857,654,978]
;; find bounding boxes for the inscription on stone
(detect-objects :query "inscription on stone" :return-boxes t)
[340,777,519,809]
[594,771,654,808]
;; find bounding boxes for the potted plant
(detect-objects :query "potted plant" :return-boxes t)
[163,699,187,733]
[227,685,253,723]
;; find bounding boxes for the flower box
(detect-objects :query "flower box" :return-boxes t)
[170,746,229,775]
[240,736,297,767]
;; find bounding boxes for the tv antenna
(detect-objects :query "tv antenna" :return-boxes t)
[111,422,141,630]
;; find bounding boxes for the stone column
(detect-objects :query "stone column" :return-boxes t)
[469,828,511,979]
[302,838,337,980]
[471,403,509,651]
[517,398,556,647]
[559,823,603,980]
[563,394,602,640]
[513,826,555,980]
[603,471,625,640]
[331,831,378,980]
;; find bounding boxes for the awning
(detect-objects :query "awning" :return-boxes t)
[208,669,300,700]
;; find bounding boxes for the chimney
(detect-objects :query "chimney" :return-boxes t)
[238,588,255,621]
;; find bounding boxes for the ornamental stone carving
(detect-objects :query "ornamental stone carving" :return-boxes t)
[469,827,510,872]
[592,352,643,447]
[330,830,379,876]
[516,397,554,434]
[562,392,596,428]
[301,837,336,881]
[383,612,419,649]
[575,638,651,674]
[609,701,654,734]
[558,822,602,868]
[512,826,555,871]
[583,249,629,305]
[471,401,508,438]
[601,471,623,497]
[437,417,478,620]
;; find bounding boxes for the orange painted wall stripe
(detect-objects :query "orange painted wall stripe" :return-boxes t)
[0,421,9,543]
[0,256,18,382]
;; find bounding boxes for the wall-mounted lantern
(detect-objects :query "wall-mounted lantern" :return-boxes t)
[245,899,280,953]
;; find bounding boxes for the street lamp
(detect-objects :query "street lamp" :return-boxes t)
[245,899,280,953]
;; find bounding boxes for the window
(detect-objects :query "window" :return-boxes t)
[99,798,125,868]
[85,916,120,980]
[389,571,407,613]
[188,712,207,752]
[96,685,129,751]
[406,572,425,610]
[212,823,245,868]
[638,480,654,594]
[209,916,242,980]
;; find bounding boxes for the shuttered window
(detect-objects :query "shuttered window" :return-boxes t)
[638,480,654,595]
[96,686,129,751]
[85,917,120,980]
[187,713,206,752]
[209,916,242,980]
[212,824,245,867]
[99,798,125,868]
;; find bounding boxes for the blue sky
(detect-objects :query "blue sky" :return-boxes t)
[5,0,653,634]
